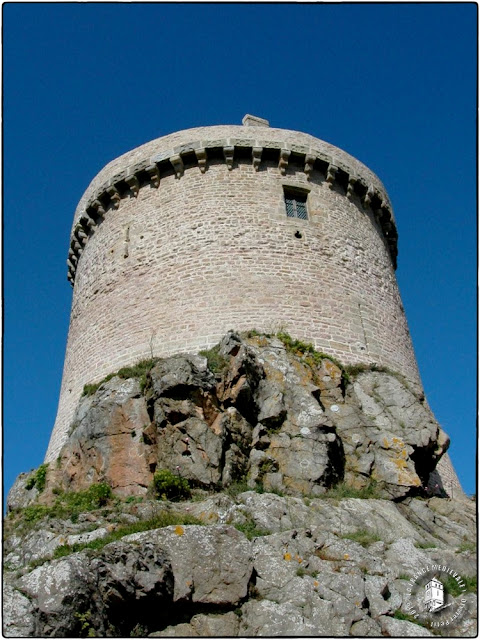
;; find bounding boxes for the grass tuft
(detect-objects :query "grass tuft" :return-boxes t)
[52,511,203,560]
[323,480,382,500]
[199,345,229,374]
[393,609,424,626]
[12,483,113,529]
[82,359,155,396]
[153,469,191,501]
[342,529,381,547]
[25,463,49,492]
[234,518,270,540]
[443,574,477,596]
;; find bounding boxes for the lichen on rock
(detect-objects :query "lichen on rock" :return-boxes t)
[4,332,476,637]
[19,332,451,504]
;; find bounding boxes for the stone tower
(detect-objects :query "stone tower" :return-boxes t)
[44,116,439,473]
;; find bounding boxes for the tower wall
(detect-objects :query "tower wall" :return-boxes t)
[46,122,421,461]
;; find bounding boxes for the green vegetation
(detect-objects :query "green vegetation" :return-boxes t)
[344,362,409,389]
[344,363,382,377]
[443,574,477,596]
[323,480,382,500]
[52,511,203,560]
[25,464,49,492]
[82,383,102,396]
[393,609,424,626]
[414,541,437,549]
[130,624,148,637]
[295,566,319,579]
[11,483,113,529]
[226,481,251,497]
[456,540,476,553]
[243,329,262,338]
[342,529,381,547]
[258,458,278,475]
[267,487,285,497]
[234,517,270,540]
[199,345,229,374]
[82,358,156,396]
[74,611,96,638]
[153,469,191,501]
[21,504,53,523]
[276,332,347,377]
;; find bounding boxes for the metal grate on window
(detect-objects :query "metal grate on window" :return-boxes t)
[296,200,307,220]
[284,191,308,220]
[285,198,296,218]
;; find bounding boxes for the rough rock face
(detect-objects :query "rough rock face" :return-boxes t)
[23,332,450,503]
[5,332,475,637]
[4,491,476,637]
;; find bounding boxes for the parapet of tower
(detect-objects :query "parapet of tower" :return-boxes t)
[46,116,420,461]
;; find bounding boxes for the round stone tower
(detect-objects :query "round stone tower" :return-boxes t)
[46,115,421,461]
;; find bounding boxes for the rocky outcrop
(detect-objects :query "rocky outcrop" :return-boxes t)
[19,332,450,504]
[4,490,476,637]
[5,332,474,637]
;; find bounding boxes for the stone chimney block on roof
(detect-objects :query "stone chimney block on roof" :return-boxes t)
[242,114,270,127]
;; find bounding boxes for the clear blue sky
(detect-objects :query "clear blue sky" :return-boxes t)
[4,3,477,499]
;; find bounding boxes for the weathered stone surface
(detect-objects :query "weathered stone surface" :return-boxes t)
[19,553,94,636]
[52,377,153,498]
[26,333,455,503]
[123,525,252,605]
[377,615,434,636]
[4,490,477,637]
[336,370,449,499]
[150,354,216,397]
[150,612,240,637]
[6,471,39,511]
[350,617,382,636]
[3,584,36,637]
[4,333,475,637]
[234,492,435,545]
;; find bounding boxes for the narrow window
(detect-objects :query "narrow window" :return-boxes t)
[284,188,308,220]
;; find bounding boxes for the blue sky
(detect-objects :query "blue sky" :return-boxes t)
[4,3,477,498]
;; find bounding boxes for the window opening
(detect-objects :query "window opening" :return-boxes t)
[284,188,308,220]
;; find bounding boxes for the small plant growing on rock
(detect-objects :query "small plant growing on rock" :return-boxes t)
[393,609,425,627]
[415,541,437,549]
[82,358,156,396]
[443,574,477,596]
[25,463,49,492]
[342,529,381,547]
[199,345,229,374]
[130,624,148,637]
[10,483,114,531]
[153,469,191,501]
[323,480,381,500]
[225,480,250,497]
[234,517,270,540]
[258,458,278,475]
[74,611,96,637]
[52,511,204,561]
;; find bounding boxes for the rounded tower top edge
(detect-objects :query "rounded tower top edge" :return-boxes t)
[71,121,394,232]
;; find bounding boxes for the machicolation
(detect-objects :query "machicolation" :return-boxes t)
[47,115,424,461]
